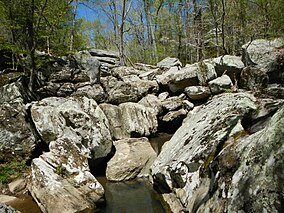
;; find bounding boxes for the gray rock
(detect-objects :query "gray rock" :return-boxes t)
[209,55,244,80]
[242,38,284,68]
[119,102,158,138]
[161,96,184,112]
[161,109,188,123]
[157,57,182,69]
[101,75,159,104]
[111,66,141,78]
[157,62,216,93]
[31,96,112,159]
[99,103,127,140]
[56,82,75,97]
[240,66,269,90]
[106,137,157,181]
[29,157,104,213]
[158,92,169,101]
[0,203,21,213]
[184,86,211,101]
[264,84,284,98]
[150,92,257,213]
[209,74,232,94]
[138,94,162,116]
[72,84,106,103]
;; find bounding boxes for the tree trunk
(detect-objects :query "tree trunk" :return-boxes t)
[70,0,78,52]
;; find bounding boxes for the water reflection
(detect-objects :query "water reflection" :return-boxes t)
[97,177,166,213]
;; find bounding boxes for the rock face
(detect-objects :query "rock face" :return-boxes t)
[29,96,112,213]
[106,137,157,181]
[100,102,158,140]
[0,82,36,162]
[150,92,257,213]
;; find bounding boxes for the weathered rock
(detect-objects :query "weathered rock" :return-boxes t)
[240,66,269,90]
[31,96,112,159]
[99,103,127,140]
[101,75,159,104]
[29,157,104,213]
[72,84,106,103]
[0,203,21,213]
[111,66,141,79]
[184,86,211,101]
[209,55,244,79]
[161,96,184,112]
[8,179,26,194]
[209,74,232,94]
[119,102,158,138]
[242,38,284,68]
[56,82,75,97]
[157,62,216,93]
[151,92,257,213]
[0,82,25,104]
[264,84,284,98]
[106,137,157,181]
[138,94,162,116]
[158,92,169,101]
[157,57,182,69]
[0,102,36,162]
[161,109,188,123]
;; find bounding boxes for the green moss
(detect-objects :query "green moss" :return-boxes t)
[223,88,233,93]
[55,164,68,177]
[203,153,215,177]
[0,161,27,184]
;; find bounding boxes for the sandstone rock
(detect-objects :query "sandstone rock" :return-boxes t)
[157,57,182,69]
[240,66,269,90]
[8,179,26,194]
[111,66,141,78]
[29,157,104,213]
[209,74,232,94]
[72,84,106,103]
[119,102,158,138]
[106,138,157,181]
[184,86,211,101]
[31,96,112,159]
[209,55,244,79]
[99,103,127,140]
[0,102,36,162]
[157,62,216,93]
[151,92,257,213]
[101,75,159,104]
[161,96,184,112]
[138,94,162,116]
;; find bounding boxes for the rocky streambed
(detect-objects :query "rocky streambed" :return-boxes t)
[0,38,284,213]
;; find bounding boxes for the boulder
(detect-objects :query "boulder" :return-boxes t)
[111,66,141,79]
[184,86,211,101]
[29,157,104,213]
[106,138,157,181]
[138,94,162,116]
[101,75,159,104]
[264,84,284,99]
[72,84,106,103]
[0,83,36,163]
[161,96,184,112]
[100,102,158,140]
[209,55,244,80]
[119,102,158,138]
[8,179,26,194]
[240,66,269,90]
[99,103,127,140]
[31,96,112,159]
[150,92,257,213]
[157,57,182,69]
[157,62,216,93]
[209,74,232,94]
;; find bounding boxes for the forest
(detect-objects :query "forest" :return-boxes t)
[0,0,283,77]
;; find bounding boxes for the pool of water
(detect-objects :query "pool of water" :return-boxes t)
[96,177,168,213]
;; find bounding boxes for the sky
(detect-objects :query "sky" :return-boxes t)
[76,3,98,21]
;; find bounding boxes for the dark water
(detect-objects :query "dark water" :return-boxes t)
[149,133,173,154]
[8,194,42,213]
[96,177,167,213]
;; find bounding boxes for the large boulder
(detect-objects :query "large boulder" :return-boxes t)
[101,75,159,104]
[29,96,111,213]
[0,83,37,162]
[31,96,112,159]
[209,74,232,94]
[106,137,157,181]
[100,102,158,140]
[157,57,182,69]
[138,94,163,116]
[150,92,257,213]
[72,83,106,103]
[156,62,216,93]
